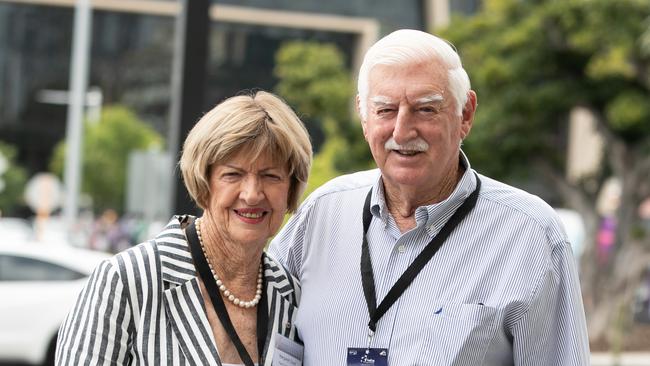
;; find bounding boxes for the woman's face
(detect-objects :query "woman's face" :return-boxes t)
[204,150,290,248]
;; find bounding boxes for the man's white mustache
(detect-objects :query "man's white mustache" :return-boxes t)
[384,137,429,152]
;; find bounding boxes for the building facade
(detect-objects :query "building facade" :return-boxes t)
[0,0,479,216]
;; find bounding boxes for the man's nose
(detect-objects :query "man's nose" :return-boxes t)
[392,108,417,144]
[240,176,265,204]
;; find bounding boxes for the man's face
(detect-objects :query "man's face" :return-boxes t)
[360,60,474,193]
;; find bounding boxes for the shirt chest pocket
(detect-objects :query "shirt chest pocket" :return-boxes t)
[421,303,500,365]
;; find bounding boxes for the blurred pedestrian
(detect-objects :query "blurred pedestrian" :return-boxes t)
[89,208,120,252]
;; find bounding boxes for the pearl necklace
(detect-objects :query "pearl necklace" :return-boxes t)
[195,218,263,308]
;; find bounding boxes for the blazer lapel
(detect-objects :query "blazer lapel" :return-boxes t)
[157,216,221,366]
[157,218,301,366]
[260,254,301,366]
[164,278,221,366]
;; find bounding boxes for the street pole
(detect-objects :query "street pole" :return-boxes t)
[63,0,92,234]
[169,0,209,217]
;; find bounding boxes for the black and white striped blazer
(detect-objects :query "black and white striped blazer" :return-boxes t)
[56,216,301,365]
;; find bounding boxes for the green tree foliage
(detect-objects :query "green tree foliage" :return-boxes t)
[274,41,373,196]
[445,0,650,178]
[50,106,163,213]
[0,142,27,215]
[443,0,650,344]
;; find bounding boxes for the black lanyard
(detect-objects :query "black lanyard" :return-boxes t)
[361,174,481,340]
[186,221,269,366]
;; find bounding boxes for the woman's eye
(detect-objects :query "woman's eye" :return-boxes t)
[222,172,241,179]
[264,173,282,181]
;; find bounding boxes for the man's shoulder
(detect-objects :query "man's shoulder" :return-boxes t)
[306,169,380,202]
[478,174,561,229]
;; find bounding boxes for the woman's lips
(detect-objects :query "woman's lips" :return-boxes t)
[233,208,267,223]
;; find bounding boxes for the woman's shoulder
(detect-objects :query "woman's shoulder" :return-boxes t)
[105,240,162,276]
[118,215,192,263]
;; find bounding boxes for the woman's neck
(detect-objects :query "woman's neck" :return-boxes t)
[197,215,263,291]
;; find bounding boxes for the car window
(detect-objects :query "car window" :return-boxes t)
[0,254,86,281]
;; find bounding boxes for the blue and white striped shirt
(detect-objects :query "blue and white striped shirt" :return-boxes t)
[269,154,590,365]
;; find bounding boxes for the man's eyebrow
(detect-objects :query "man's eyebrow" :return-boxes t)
[370,96,395,106]
[370,94,444,106]
[414,94,444,104]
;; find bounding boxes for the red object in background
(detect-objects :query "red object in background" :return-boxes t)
[597,216,616,265]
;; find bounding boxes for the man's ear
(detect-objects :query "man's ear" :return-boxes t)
[356,95,369,140]
[460,90,477,140]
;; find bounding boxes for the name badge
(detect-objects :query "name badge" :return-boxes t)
[346,347,388,366]
[272,334,303,366]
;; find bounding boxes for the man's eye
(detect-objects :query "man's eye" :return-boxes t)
[419,107,438,113]
[376,108,394,115]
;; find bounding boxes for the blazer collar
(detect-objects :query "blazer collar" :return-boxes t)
[156,216,197,286]
[159,216,299,365]
[163,254,299,366]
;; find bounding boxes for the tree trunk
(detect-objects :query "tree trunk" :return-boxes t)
[536,156,650,343]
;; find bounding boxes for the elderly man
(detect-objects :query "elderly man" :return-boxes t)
[270,29,589,365]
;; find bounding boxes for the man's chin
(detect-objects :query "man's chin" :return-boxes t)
[381,170,429,188]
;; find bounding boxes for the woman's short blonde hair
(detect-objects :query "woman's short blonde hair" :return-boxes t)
[179,91,312,212]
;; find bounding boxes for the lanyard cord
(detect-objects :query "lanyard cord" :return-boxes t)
[186,221,269,366]
[361,173,481,334]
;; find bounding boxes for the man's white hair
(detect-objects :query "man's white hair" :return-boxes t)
[357,29,471,119]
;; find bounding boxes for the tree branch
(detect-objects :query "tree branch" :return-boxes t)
[584,105,628,179]
[536,158,596,217]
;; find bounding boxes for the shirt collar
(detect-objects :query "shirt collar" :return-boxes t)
[370,150,477,234]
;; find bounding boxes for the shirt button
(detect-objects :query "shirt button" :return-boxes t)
[397,245,406,253]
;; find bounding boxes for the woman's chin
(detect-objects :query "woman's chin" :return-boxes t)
[229,233,271,249]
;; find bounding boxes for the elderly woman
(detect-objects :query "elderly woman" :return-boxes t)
[56,91,312,366]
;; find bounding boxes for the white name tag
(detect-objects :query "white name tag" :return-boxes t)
[272,334,303,366]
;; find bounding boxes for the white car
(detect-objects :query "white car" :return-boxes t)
[0,242,111,365]
[0,217,33,242]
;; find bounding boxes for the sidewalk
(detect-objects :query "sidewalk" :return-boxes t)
[591,353,650,366]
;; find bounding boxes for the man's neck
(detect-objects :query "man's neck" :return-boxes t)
[383,163,465,233]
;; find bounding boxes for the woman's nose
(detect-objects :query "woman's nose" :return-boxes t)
[240,176,265,204]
